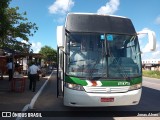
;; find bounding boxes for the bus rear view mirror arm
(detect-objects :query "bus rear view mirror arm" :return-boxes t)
[137,30,156,51]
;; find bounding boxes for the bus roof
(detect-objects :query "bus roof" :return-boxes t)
[65,13,136,34]
[67,12,127,19]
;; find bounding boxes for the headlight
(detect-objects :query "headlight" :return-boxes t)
[65,83,85,91]
[129,83,142,91]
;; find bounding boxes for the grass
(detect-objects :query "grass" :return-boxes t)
[143,70,160,79]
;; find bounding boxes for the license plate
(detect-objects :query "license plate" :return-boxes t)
[101,98,114,102]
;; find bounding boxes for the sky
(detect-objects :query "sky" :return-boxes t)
[10,0,160,60]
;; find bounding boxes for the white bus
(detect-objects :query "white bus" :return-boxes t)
[56,13,156,107]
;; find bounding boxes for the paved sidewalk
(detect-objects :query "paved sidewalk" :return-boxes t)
[0,75,50,111]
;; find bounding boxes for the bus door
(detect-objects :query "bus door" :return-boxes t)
[57,47,64,97]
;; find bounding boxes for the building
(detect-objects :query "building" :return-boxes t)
[142,59,160,71]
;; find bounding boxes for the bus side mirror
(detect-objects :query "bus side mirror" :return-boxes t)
[137,30,156,51]
[147,30,156,51]
[57,26,65,47]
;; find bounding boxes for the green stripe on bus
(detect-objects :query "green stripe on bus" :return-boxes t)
[130,77,142,85]
[101,77,142,86]
[65,75,142,86]
[65,75,88,86]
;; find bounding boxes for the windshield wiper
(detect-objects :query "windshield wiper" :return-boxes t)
[70,60,85,63]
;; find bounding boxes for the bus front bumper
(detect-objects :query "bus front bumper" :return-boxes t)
[64,87,142,107]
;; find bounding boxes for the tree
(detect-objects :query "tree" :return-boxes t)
[39,46,57,63]
[0,0,38,53]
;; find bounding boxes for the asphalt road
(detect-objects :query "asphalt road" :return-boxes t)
[24,72,160,120]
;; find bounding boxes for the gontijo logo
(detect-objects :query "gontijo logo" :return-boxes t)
[118,82,130,86]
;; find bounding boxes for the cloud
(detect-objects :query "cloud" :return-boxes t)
[48,0,74,14]
[138,28,151,53]
[138,28,148,39]
[138,28,157,53]
[57,17,66,23]
[31,42,42,53]
[155,16,160,25]
[152,51,160,59]
[141,43,151,53]
[137,28,152,39]
[152,43,160,59]
[138,28,159,60]
[21,40,28,44]
[141,39,160,60]
[97,0,120,14]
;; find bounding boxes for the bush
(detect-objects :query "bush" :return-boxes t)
[143,70,160,79]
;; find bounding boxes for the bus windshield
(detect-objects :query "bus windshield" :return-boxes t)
[66,32,142,80]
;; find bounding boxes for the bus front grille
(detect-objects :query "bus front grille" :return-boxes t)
[83,86,130,93]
